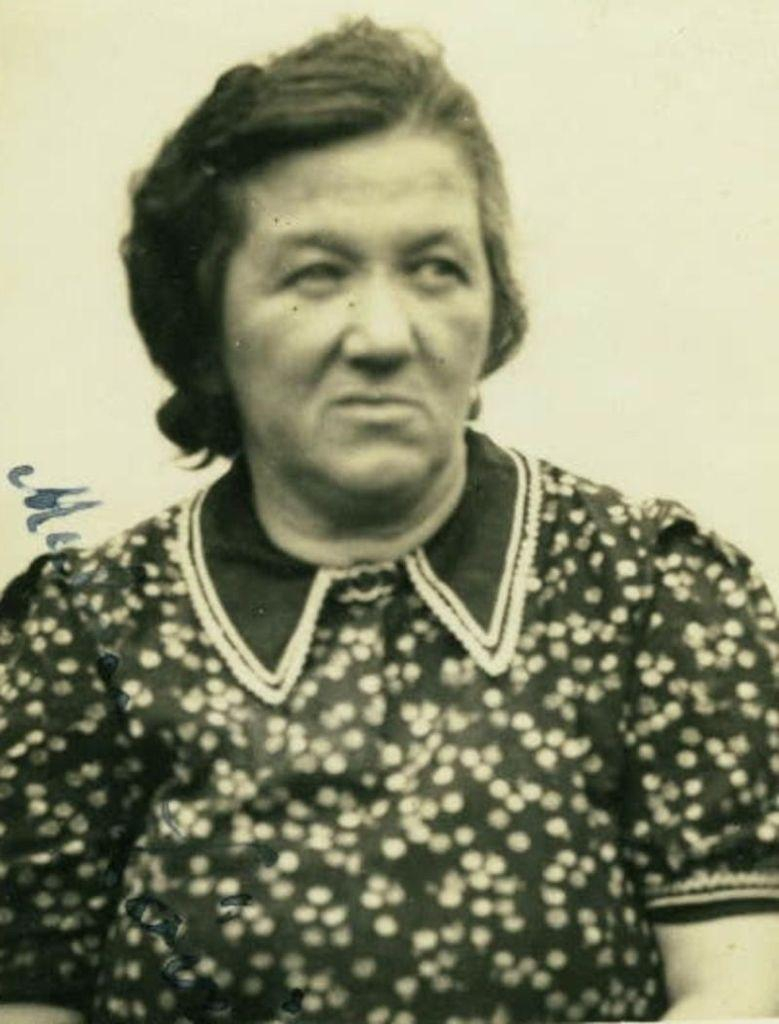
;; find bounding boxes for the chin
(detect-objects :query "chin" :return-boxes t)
[325,444,438,501]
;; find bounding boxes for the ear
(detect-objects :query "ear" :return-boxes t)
[196,353,232,398]
[467,386,482,421]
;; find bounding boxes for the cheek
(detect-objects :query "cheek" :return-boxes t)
[223,299,324,382]
[431,304,491,379]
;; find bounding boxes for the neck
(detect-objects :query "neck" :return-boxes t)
[244,442,468,568]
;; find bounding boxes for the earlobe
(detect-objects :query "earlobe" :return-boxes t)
[467,386,482,421]
[199,354,233,398]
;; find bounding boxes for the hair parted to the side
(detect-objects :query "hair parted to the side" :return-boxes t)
[121,17,528,464]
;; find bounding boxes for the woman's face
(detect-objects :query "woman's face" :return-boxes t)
[220,128,493,508]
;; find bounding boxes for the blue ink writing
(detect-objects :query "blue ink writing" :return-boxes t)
[216,894,254,922]
[125,894,184,949]
[8,464,102,534]
[7,464,136,714]
[281,988,305,1016]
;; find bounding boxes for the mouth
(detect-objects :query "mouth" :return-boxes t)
[334,393,420,408]
[332,393,422,423]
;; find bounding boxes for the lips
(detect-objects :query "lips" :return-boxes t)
[334,393,419,407]
[331,393,422,425]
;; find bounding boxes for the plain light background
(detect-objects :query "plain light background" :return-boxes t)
[1,0,778,599]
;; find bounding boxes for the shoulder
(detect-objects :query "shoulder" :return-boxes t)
[534,454,747,575]
[519,450,778,668]
[0,492,196,640]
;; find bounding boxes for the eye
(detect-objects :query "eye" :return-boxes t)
[409,257,468,292]
[284,261,347,297]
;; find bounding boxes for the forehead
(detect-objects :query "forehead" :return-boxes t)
[233,129,482,243]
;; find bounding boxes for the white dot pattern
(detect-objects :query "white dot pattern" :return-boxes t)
[1,458,779,1023]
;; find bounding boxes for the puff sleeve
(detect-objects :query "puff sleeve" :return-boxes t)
[621,501,779,922]
[0,554,167,1013]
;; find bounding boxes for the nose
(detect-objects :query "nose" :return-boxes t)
[341,272,416,369]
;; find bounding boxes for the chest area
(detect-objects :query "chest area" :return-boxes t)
[121,588,634,847]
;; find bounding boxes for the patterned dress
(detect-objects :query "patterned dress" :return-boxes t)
[2,430,779,1024]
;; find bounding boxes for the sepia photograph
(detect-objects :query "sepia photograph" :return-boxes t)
[1,2,778,1022]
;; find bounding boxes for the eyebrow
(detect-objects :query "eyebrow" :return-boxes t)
[402,229,471,254]
[270,231,359,260]
[270,227,473,258]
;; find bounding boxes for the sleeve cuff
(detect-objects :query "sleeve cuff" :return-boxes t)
[645,870,779,922]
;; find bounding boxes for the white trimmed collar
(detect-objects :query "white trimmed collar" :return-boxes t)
[176,431,542,705]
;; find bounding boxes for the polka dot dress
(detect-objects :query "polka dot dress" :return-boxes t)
[2,431,779,1023]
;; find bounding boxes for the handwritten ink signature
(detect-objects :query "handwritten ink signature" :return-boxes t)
[8,463,102,540]
[7,464,132,713]
[6,466,301,1022]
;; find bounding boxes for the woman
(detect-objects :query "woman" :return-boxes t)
[2,18,779,1024]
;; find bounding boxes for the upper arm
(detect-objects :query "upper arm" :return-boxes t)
[0,555,156,1011]
[656,913,779,1017]
[618,508,779,1015]
[620,505,779,919]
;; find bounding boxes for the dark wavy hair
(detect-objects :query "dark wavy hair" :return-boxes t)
[122,18,528,463]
